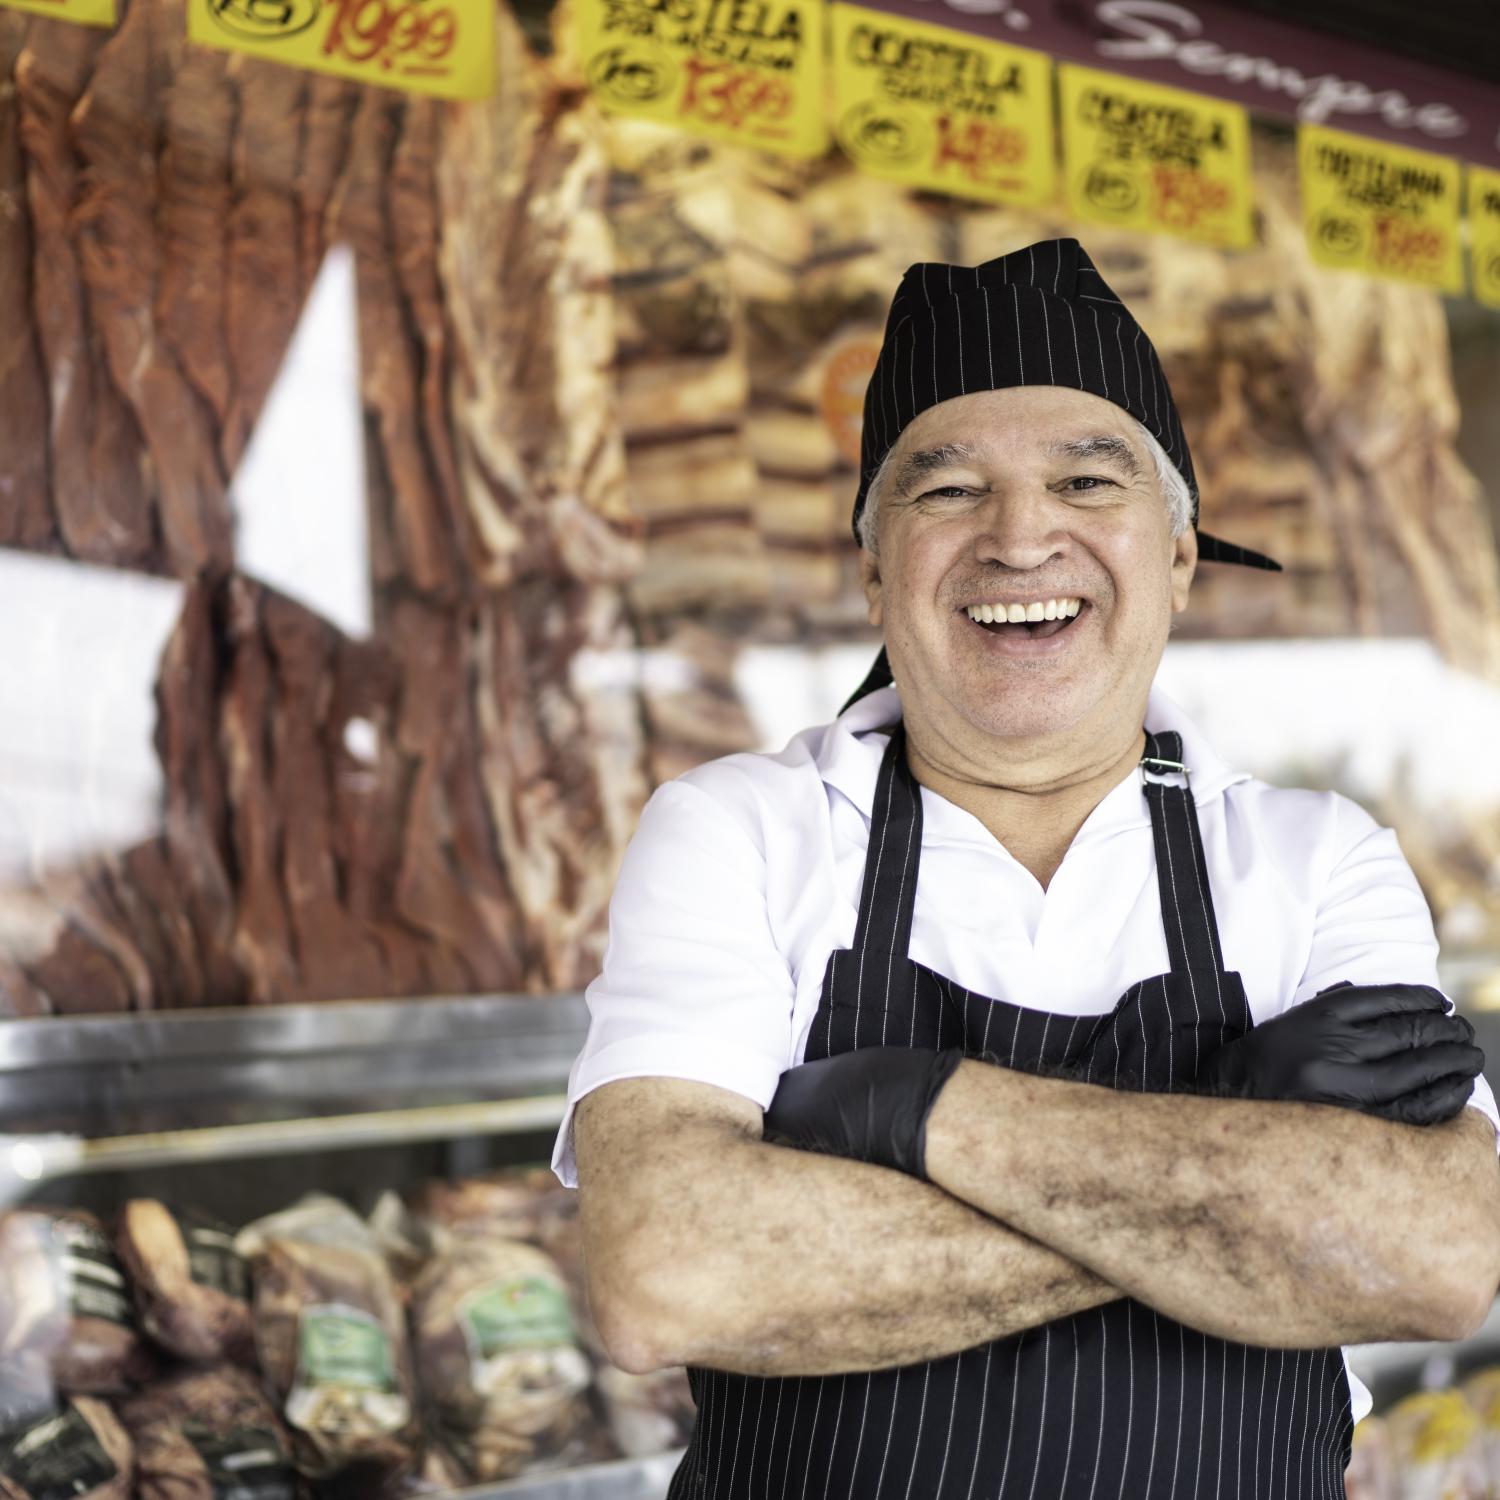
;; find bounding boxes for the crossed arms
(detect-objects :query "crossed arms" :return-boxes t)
[575,1065,1500,1378]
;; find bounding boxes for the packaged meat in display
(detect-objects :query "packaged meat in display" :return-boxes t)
[409,1169,574,1249]
[1345,1415,1396,1500]
[0,1210,154,1395]
[414,1168,695,1460]
[0,1355,55,1441]
[1459,1367,1500,1491]
[592,1365,696,1460]
[408,1236,593,1484]
[1382,1389,1487,1499]
[116,1201,256,1366]
[236,1196,419,1485]
[119,1365,296,1500]
[0,1397,134,1500]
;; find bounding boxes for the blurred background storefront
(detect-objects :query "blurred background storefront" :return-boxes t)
[1,0,1499,1494]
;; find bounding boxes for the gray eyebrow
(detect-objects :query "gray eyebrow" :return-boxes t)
[1045,433,1143,478]
[889,442,982,498]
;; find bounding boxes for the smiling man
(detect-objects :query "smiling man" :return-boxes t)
[554,238,1500,1498]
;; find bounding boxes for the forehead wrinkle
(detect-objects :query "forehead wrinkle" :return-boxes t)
[890,441,982,497]
[1044,432,1143,478]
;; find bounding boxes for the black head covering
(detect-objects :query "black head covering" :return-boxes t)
[844,236,1279,710]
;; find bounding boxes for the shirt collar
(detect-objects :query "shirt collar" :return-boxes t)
[817,678,1250,848]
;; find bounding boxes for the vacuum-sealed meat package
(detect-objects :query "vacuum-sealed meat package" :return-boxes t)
[592,1365,696,1459]
[117,1201,256,1366]
[0,1396,133,1500]
[237,1196,419,1485]
[409,1236,592,1483]
[0,1210,153,1395]
[1384,1389,1487,1499]
[120,1364,296,1500]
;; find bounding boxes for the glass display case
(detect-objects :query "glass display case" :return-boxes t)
[2,985,1498,1499]
[0,993,690,1500]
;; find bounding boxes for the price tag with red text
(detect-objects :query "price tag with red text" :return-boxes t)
[1468,166,1500,310]
[0,0,114,27]
[1298,125,1461,293]
[1059,64,1252,249]
[576,0,826,158]
[829,3,1052,206]
[185,0,494,100]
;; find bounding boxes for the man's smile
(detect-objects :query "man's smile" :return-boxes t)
[959,597,1091,652]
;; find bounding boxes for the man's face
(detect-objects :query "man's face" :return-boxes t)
[860,385,1197,749]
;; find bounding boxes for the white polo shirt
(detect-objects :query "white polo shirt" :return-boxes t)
[552,678,1500,1422]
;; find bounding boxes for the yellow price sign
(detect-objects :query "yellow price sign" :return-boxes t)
[1059,64,1252,249]
[185,0,495,99]
[576,0,827,158]
[828,4,1052,206]
[1297,125,1461,293]
[0,0,114,27]
[1469,166,1500,310]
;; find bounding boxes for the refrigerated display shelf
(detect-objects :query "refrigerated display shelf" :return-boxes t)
[466,1450,686,1499]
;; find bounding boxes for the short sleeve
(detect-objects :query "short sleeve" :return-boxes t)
[550,777,797,1187]
[1292,802,1500,1154]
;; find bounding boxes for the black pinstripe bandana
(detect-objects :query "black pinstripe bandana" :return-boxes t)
[851,236,1281,574]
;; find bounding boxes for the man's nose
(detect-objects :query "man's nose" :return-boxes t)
[971,492,1067,570]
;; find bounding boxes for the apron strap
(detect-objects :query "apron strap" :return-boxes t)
[849,722,923,960]
[853,723,1226,979]
[1141,728,1226,975]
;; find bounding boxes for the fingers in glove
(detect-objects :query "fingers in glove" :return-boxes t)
[1352,1009,1476,1061]
[1312,982,1450,1026]
[1357,1042,1486,1101]
[1369,1073,1477,1127]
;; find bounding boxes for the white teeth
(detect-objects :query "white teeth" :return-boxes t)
[965,597,1083,623]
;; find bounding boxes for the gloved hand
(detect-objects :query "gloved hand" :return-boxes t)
[1196,981,1484,1125]
[762,1046,966,1178]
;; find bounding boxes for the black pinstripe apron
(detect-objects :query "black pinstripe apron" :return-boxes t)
[667,723,1354,1499]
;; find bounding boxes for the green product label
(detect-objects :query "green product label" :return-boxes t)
[459,1276,575,1358]
[296,1305,395,1392]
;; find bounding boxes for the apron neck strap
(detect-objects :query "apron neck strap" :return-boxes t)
[1140,728,1226,975]
[850,723,923,958]
[851,723,1225,981]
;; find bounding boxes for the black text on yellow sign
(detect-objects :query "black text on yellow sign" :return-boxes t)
[1468,167,1500,311]
[0,0,114,26]
[576,0,828,159]
[1297,125,1462,293]
[185,0,495,98]
[1058,65,1252,249]
[829,4,1052,206]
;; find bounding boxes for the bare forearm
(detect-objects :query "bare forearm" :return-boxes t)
[925,1063,1500,1348]
[577,1091,1120,1376]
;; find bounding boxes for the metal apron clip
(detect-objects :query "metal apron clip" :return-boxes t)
[1140,756,1191,788]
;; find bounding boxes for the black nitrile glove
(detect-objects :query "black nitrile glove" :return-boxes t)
[1196,981,1484,1125]
[762,1046,966,1178]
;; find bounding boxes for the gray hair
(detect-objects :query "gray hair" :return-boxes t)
[857,419,1194,555]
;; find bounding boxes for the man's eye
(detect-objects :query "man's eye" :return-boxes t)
[1064,476,1115,491]
[919,486,973,500]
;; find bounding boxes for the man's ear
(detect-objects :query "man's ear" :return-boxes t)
[859,547,883,627]
[1170,525,1197,614]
